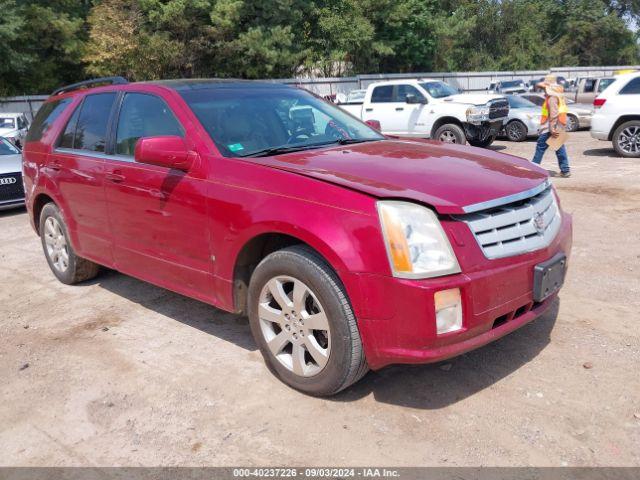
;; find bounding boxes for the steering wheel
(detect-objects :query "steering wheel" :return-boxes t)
[325,121,348,140]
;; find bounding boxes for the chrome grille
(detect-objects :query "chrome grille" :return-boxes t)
[0,173,24,202]
[456,187,561,259]
[489,99,509,120]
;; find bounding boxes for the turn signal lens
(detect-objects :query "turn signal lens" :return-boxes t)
[435,288,463,334]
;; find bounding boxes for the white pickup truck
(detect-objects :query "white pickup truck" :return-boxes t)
[338,79,509,147]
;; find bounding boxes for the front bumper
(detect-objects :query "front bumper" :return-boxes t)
[464,120,504,141]
[576,114,592,128]
[352,212,573,370]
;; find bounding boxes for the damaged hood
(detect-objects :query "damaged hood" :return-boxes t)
[245,139,548,215]
[441,93,506,106]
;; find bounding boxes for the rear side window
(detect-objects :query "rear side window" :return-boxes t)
[73,93,117,152]
[58,104,81,149]
[371,85,394,103]
[115,93,182,156]
[24,98,72,143]
[620,77,640,95]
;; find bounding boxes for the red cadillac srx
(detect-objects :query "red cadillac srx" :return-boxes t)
[22,77,572,396]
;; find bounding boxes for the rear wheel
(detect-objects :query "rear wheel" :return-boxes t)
[434,123,466,145]
[565,114,579,132]
[39,203,100,284]
[505,120,528,142]
[612,120,640,158]
[247,245,368,396]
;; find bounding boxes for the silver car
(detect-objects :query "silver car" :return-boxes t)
[495,80,527,94]
[0,137,25,210]
[501,95,541,142]
[520,93,592,132]
[0,113,30,148]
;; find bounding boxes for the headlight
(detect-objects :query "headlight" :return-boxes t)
[377,201,461,279]
[466,105,490,123]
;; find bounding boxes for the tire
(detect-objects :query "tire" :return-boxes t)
[505,120,528,142]
[434,123,466,145]
[469,135,495,148]
[612,120,640,158]
[565,114,579,132]
[247,245,368,396]
[39,202,100,284]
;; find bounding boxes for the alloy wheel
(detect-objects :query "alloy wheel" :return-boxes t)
[258,276,330,377]
[439,131,457,143]
[618,126,640,154]
[43,217,69,273]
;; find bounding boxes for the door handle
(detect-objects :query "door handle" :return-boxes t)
[106,171,125,183]
[365,108,373,112]
[50,161,61,171]
[395,107,404,111]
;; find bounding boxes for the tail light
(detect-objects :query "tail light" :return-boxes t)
[593,98,606,108]
[365,119,382,131]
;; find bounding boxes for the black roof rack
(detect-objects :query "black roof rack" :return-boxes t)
[52,76,129,96]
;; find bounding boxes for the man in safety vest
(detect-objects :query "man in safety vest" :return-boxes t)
[532,74,571,177]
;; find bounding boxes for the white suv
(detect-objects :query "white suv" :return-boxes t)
[591,72,640,157]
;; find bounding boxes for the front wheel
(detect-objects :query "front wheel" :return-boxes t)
[469,135,495,148]
[612,120,640,158]
[39,203,100,284]
[434,123,466,145]
[247,245,368,396]
[505,120,528,142]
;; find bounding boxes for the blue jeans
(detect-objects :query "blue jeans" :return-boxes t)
[532,132,570,173]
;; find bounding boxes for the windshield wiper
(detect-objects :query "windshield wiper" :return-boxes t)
[241,144,328,158]
[242,138,381,158]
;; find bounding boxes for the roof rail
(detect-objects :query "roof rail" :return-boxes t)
[51,76,129,96]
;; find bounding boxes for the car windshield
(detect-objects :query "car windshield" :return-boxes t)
[180,86,384,157]
[0,118,16,129]
[0,137,20,155]
[598,78,615,93]
[507,95,536,108]
[501,80,524,88]
[418,81,458,98]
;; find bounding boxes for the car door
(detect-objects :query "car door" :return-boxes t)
[52,92,116,266]
[395,84,430,136]
[362,84,427,135]
[104,91,212,302]
[361,85,398,133]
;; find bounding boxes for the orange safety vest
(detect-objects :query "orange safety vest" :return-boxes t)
[540,96,568,125]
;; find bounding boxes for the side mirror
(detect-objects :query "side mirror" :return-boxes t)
[406,94,426,104]
[134,136,192,171]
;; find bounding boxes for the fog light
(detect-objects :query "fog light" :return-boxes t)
[435,288,462,334]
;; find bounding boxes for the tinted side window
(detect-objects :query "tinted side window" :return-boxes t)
[583,79,596,93]
[115,93,182,156]
[58,104,81,149]
[25,98,72,143]
[395,85,424,102]
[74,93,117,152]
[371,85,394,103]
[620,77,640,95]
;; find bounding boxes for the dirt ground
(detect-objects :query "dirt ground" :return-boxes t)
[0,131,639,467]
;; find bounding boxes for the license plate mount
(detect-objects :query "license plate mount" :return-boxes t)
[533,253,567,302]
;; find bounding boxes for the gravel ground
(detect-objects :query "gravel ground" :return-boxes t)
[0,131,639,467]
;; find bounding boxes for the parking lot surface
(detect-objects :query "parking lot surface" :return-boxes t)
[1,131,639,466]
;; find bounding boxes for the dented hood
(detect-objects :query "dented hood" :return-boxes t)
[245,139,549,214]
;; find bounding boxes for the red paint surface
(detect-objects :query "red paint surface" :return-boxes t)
[23,82,572,370]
